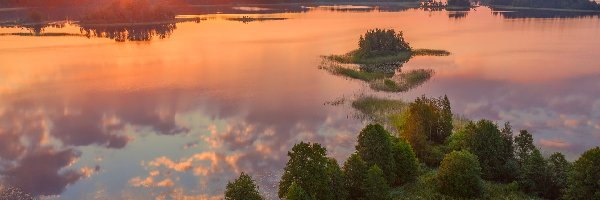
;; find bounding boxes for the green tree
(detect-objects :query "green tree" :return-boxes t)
[225,172,263,200]
[391,137,419,185]
[278,142,338,199]
[285,182,310,200]
[343,154,368,200]
[326,158,348,200]
[564,147,600,200]
[514,130,536,166]
[455,120,518,182]
[518,149,551,197]
[364,165,391,200]
[546,152,571,200]
[439,95,454,141]
[356,124,396,184]
[357,29,411,58]
[436,150,483,198]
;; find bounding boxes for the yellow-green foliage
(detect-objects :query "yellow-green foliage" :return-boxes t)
[352,96,406,124]
[436,150,483,198]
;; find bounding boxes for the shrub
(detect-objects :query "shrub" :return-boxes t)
[436,150,483,198]
[225,172,263,200]
[564,147,600,200]
[357,29,411,59]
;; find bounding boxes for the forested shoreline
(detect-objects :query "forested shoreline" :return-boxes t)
[223,95,600,200]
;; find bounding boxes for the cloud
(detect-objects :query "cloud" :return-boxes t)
[1,148,83,196]
[539,139,571,149]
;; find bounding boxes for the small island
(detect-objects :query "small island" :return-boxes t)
[421,0,476,11]
[321,28,449,92]
[75,0,202,42]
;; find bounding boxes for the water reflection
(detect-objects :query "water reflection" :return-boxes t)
[448,11,469,19]
[0,21,66,35]
[492,9,600,19]
[79,23,177,42]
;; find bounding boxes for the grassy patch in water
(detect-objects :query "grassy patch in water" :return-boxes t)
[352,96,407,122]
[334,67,387,81]
[369,69,434,92]
[319,60,389,81]
[325,49,411,65]
[325,48,449,65]
[412,48,451,56]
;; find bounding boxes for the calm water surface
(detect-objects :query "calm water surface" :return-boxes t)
[0,6,599,199]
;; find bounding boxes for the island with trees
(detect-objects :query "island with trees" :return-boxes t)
[320,29,449,92]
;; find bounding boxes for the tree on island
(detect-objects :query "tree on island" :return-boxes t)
[357,29,411,59]
[224,172,264,200]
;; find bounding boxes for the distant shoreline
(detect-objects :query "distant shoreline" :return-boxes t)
[491,5,600,13]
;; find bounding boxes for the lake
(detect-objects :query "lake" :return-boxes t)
[0,5,599,199]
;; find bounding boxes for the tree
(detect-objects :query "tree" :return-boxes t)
[455,120,518,182]
[343,154,368,200]
[396,96,453,166]
[546,152,571,200]
[514,130,536,166]
[278,142,335,199]
[225,172,263,200]
[436,150,483,198]
[364,165,391,200]
[391,138,419,185]
[356,124,396,184]
[285,182,310,200]
[564,147,600,200]
[517,149,551,197]
[439,95,453,142]
[357,29,411,58]
[326,158,348,200]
